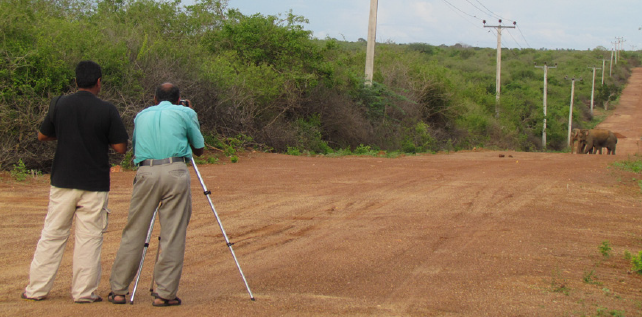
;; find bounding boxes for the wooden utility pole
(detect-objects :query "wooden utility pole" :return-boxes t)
[484,19,516,118]
[616,37,625,61]
[364,0,378,86]
[613,40,619,65]
[535,62,556,150]
[566,76,581,147]
[588,66,601,115]
[610,47,614,76]
[601,59,605,85]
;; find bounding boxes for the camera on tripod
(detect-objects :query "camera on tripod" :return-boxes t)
[179,99,191,107]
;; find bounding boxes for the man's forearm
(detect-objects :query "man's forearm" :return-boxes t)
[37,131,57,141]
[110,142,128,154]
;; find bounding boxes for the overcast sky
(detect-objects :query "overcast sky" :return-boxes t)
[226,0,641,51]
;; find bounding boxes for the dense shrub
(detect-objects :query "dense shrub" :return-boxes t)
[0,0,639,171]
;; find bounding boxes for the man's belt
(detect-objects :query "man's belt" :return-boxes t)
[138,157,187,167]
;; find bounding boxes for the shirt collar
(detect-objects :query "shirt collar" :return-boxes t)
[157,100,175,107]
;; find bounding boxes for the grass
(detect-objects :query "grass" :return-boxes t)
[610,155,642,192]
[599,241,612,258]
[611,156,642,173]
[550,267,570,296]
[10,159,41,181]
[582,270,602,285]
[630,251,642,274]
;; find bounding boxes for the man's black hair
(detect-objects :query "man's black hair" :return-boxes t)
[155,84,180,104]
[75,60,102,88]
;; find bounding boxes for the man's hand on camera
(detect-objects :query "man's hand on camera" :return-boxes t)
[179,99,193,109]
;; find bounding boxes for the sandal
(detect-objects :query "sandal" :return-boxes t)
[21,292,46,301]
[108,292,127,304]
[152,293,181,307]
[75,295,103,304]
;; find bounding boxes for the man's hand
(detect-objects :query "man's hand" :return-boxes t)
[110,142,128,154]
[192,147,204,157]
[38,131,57,141]
[180,99,193,109]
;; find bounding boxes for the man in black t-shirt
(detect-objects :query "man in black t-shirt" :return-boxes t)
[22,61,129,304]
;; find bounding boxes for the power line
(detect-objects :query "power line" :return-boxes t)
[472,0,515,23]
[515,26,531,48]
[464,0,491,17]
[441,0,482,22]
[505,29,523,49]
[473,0,503,21]
[441,0,496,43]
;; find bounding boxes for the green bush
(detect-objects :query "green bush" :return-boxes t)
[10,159,28,181]
[286,146,301,156]
[0,0,638,171]
[631,251,642,274]
[599,241,612,258]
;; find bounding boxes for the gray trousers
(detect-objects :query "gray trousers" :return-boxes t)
[110,162,192,299]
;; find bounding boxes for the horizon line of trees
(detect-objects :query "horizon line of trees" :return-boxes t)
[1,0,639,172]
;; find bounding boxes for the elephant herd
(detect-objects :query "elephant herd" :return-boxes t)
[570,128,618,155]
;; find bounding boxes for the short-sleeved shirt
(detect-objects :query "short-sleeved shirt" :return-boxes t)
[132,101,205,165]
[40,91,129,192]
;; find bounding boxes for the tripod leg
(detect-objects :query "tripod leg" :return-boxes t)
[149,236,161,295]
[130,207,159,305]
[190,157,255,301]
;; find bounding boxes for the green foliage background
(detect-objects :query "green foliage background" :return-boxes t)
[1,0,639,171]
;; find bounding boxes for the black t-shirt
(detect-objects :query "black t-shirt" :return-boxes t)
[40,91,129,192]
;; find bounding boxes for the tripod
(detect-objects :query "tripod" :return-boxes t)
[130,206,159,304]
[190,157,255,301]
[129,158,255,304]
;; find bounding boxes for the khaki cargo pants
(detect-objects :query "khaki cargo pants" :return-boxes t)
[25,187,109,301]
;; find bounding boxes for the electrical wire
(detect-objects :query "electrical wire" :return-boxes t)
[472,0,514,23]
[442,0,482,22]
[505,29,523,49]
[441,0,496,42]
[515,26,532,49]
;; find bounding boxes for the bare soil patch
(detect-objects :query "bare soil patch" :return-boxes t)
[2,69,642,316]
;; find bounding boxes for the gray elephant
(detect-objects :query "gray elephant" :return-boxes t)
[570,128,588,154]
[584,129,617,155]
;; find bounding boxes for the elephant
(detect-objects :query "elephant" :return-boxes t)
[584,129,617,155]
[570,128,588,154]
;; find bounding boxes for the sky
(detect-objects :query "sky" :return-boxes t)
[224,0,641,51]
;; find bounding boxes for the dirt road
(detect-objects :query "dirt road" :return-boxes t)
[2,70,642,316]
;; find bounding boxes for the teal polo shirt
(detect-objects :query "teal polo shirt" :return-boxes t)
[132,101,205,165]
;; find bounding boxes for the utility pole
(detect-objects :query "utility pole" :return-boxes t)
[613,40,619,64]
[483,19,516,118]
[601,59,605,85]
[364,0,378,86]
[588,66,601,115]
[616,37,625,61]
[565,76,582,147]
[535,62,556,150]
[610,47,614,76]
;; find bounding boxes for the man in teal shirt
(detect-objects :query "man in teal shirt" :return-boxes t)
[109,83,204,306]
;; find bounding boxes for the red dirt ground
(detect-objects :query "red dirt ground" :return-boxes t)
[1,69,642,317]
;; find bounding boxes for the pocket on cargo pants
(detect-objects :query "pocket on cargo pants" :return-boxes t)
[101,196,111,233]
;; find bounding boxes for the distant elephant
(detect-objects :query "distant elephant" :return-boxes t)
[570,128,588,154]
[584,129,617,155]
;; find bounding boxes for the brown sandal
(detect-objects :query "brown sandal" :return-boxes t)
[108,292,127,304]
[152,293,181,307]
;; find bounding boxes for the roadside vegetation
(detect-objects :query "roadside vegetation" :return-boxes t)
[610,155,642,192]
[1,0,640,172]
